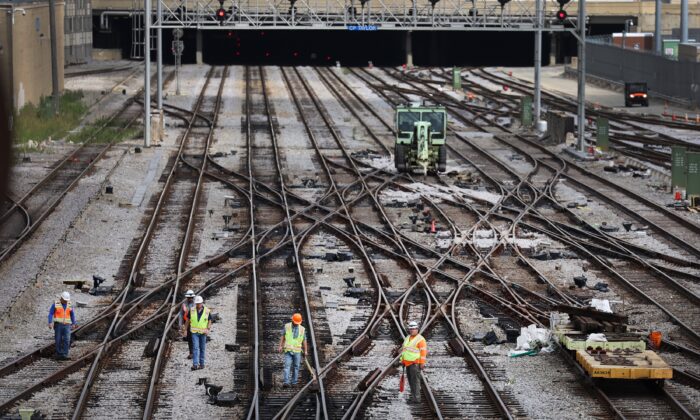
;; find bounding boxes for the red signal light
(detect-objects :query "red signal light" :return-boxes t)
[293,51,299,57]
[216,7,226,22]
[556,9,567,21]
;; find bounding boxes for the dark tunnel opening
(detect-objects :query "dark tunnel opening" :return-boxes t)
[201,30,554,66]
[92,21,601,67]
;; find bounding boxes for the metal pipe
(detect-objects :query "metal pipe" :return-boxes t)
[533,0,542,122]
[144,0,151,147]
[5,10,14,113]
[48,0,60,115]
[156,0,162,110]
[99,11,135,31]
[681,0,688,43]
[655,0,662,54]
[577,0,586,152]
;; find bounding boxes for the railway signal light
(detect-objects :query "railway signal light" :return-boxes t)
[555,0,569,21]
[216,7,227,23]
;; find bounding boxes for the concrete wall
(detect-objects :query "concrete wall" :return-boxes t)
[0,1,65,110]
[586,40,700,106]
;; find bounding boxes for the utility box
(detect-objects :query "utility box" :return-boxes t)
[544,111,574,145]
[520,96,533,128]
[662,39,696,58]
[678,43,700,62]
[671,146,687,194]
[596,117,609,151]
[452,67,461,90]
[687,152,700,200]
[612,33,654,50]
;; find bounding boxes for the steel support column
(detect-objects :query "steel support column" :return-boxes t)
[144,0,151,147]
[577,0,586,152]
[681,0,688,43]
[533,0,542,123]
[48,0,60,115]
[156,0,163,110]
[406,31,413,67]
[655,0,662,54]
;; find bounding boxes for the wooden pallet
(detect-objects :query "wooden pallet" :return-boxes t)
[576,349,673,380]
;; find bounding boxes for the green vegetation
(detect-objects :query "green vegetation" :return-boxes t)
[13,91,88,147]
[66,118,141,144]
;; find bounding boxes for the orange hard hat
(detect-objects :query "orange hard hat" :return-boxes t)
[292,313,303,325]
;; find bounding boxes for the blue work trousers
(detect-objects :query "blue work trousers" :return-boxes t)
[192,333,207,367]
[283,351,302,385]
[54,324,71,357]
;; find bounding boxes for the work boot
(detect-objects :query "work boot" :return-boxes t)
[187,354,193,359]
[282,383,289,388]
[191,365,199,371]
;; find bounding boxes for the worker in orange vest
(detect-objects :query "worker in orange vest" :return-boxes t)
[48,291,77,360]
[278,313,307,387]
[400,321,427,402]
[179,290,196,359]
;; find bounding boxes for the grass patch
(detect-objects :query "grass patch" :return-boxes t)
[66,118,141,144]
[14,91,88,147]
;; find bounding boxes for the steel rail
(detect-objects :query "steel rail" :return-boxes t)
[70,67,218,420]
[391,67,700,417]
[142,66,229,419]
[311,67,532,419]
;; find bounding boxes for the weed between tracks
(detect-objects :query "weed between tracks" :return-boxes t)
[13,91,88,148]
[66,118,141,144]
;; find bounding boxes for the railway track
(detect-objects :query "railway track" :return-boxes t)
[427,68,694,169]
[0,70,172,266]
[0,100,138,263]
[0,65,697,419]
[361,66,699,419]
[0,67,236,419]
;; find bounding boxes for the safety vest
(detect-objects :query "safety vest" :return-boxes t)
[401,334,426,364]
[284,323,305,353]
[53,300,72,324]
[189,306,210,334]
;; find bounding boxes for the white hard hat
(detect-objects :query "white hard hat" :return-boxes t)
[408,321,419,329]
[61,291,71,301]
[194,296,204,304]
[185,290,195,298]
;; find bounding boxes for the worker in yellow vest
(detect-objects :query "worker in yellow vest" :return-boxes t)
[278,313,308,387]
[48,291,77,360]
[400,321,427,402]
[179,290,196,359]
[190,296,212,370]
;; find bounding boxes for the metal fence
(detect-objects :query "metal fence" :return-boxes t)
[586,38,700,106]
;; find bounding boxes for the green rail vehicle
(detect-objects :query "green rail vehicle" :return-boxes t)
[394,102,447,174]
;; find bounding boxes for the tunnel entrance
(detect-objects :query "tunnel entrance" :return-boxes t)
[200,30,551,66]
[92,20,596,67]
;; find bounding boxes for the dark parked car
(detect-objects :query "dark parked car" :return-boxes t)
[625,82,649,107]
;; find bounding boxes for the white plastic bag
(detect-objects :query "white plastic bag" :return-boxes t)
[590,299,612,313]
[587,333,607,342]
[514,324,552,351]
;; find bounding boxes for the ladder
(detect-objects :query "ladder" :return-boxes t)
[130,1,155,60]
[130,1,144,59]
